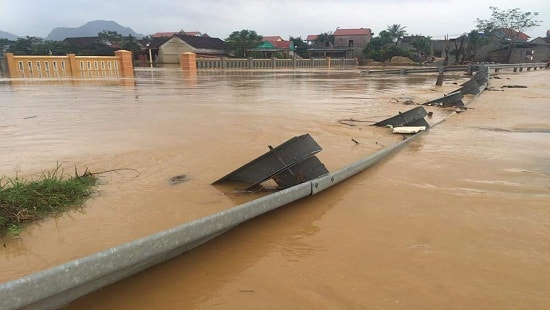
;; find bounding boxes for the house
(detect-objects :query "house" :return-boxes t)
[139,36,171,65]
[63,37,117,56]
[333,28,373,57]
[262,36,284,42]
[153,31,209,38]
[250,39,295,58]
[157,34,227,64]
[529,30,550,62]
[306,27,372,58]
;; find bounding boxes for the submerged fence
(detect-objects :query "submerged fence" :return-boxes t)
[2,50,134,79]
[195,57,357,70]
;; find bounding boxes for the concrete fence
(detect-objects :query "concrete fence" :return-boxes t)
[2,50,134,79]
[194,56,357,70]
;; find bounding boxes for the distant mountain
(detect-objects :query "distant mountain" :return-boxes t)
[46,20,144,41]
[0,30,20,40]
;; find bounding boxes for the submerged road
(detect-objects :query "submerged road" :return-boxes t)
[1,68,549,309]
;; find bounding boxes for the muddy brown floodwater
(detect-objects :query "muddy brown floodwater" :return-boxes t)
[1,68,549,309]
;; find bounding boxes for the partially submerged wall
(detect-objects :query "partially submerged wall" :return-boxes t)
[3,50,134,79]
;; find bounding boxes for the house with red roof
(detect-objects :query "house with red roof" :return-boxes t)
[306,27,372,58]
[249,36,295,58]
[153,31,209,38]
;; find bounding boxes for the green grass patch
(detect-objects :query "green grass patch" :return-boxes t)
[0,164,97,237]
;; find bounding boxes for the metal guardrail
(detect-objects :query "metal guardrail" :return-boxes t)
[362,62,546,75]
[0,132,424,310]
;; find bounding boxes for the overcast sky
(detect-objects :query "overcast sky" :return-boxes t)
[1,0,549,40]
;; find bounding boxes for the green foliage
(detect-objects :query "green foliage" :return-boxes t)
[0,164,97,237]
[410,35,432,61]
[98,30,123,43]
[386,24,407,45]
[0,38,10,52]
[476,6,541,40]
[225,30,263,58]
[314,32,335,48]
[8,36,43,55]
[363,30,411,62]
[289,36,308,58]
[120,35,141,54]
[465,30,489,61]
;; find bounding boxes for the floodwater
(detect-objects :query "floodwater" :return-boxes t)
[1,67,550,309]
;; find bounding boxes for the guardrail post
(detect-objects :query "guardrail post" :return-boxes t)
[221,57,226,69]
[248,57,253,69]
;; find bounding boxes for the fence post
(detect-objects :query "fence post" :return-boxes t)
[4,53,18,78]
[115,50,135,78]
[67,54,79,77]
[221,57,226,69]
[272,57,276,69]
[248,57,253,69]
[326,57,331,69]
[180,52,197,73]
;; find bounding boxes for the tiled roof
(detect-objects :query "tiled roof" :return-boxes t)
[334,28,372,36]
[153,31,206,38]
[262,36,284,41]
[496,28,530,41]
[153,32,178,38]
[173,34,227,50]
[271,41,292,49]
[144,36,171,49]
[63,37,100,47]
[306,35,319,41]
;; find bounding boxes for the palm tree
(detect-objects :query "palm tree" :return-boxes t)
[386,24,407,46]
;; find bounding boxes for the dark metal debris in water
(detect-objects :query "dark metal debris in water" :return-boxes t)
[169,174,187,185]
[212,133,329,190]
[372,106,430,128]
[422,91,465,108]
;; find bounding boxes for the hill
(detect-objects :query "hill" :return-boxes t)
[0,30,19,40]
[46,20,144,41]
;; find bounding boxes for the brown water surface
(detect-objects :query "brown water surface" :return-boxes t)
[1,68,549,309]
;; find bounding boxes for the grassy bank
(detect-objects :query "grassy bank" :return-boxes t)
[0,165,97,236]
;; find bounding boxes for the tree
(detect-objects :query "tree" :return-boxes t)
[0,39,11,52]
[464,30,489,62]
[98,31,123,44]
[410,35,432,62]
[314,32,334,48]
[476,6,541,63]
[121,35,141,54]
[386,24,407,46]
[363,30,410,62]
[8,36,44,55]
[225,30,263,58]
[289,36,308,58]
[451,34,466,64]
